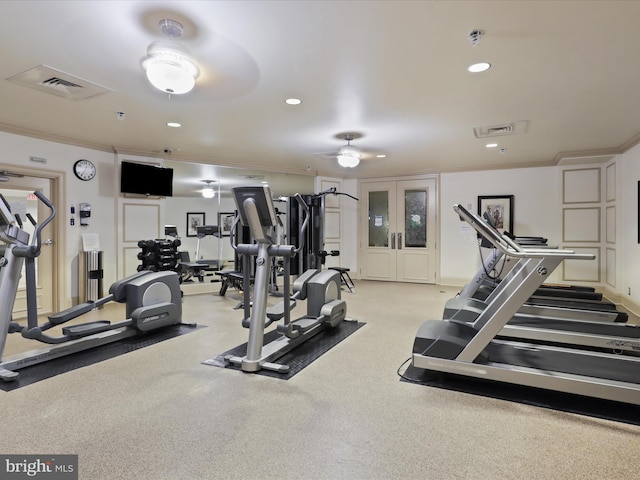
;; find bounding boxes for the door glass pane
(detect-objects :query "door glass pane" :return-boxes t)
[368,191,389,247]
[404,189,427,248]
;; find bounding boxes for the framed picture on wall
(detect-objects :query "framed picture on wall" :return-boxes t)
[218,212,235,237]
[478,195,514,235]
[186,212,205,237]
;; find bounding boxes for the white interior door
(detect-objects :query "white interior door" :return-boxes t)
[395,178,437,283]
[360,177,437,283]
[0,176,54,318]
[360,181,397,281]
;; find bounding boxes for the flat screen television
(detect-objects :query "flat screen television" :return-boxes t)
[120,161,173,197]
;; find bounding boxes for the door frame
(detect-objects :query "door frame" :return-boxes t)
[358,174,440,283]
[0,163,66,313]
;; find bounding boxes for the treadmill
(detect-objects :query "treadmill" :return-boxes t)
[448,214,626,323]
[447,247,628,323]
[412,204,640,405]
[475,232,604,302]
[446,206,638,353]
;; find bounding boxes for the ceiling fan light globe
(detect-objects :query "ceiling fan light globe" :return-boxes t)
[337,154,360,168]
[142,41,199,94]
[202,187,216,198]
[145,61,195,94]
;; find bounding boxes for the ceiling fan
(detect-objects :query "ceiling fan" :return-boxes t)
[138,8,260,100]
[336,134,362,168]
[316,132,387,169]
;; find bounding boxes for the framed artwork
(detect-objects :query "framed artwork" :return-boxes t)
[186,212,205,237]
[218,212,235,237]
[478,195,514,235]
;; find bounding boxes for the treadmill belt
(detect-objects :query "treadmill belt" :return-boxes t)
[401,364,640,426]
[204,319,365,379]
[0,323,203,392]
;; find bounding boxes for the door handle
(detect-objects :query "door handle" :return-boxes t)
[44,239,54,246]
[391,232,396,249]
[398,233,402,250]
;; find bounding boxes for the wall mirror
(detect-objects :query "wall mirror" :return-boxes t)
[163,160,314,290]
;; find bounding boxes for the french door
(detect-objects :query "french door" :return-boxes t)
[360,177,437,283]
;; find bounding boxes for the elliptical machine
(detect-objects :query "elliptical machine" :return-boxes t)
[224,185,347,373]
[0,191,183,381]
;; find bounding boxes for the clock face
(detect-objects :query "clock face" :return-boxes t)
[74,159,96,181]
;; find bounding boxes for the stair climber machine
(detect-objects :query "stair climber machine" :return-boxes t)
[412,204,640,405]
[224,185,347,373]
[0,191,183,381]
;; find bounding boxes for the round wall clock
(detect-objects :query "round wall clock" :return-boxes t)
[73,159,96,181]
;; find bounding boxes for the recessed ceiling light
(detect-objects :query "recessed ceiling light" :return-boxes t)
[167,122,181,128]
[468,62,491,73]
[376,154,387,158]
[485,143,498,148]
[285,98,301,105]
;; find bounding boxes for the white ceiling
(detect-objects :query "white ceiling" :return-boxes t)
[1,0,639,185]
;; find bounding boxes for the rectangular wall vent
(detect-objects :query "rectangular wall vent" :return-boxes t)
[6,64,111,100]
[474,120,529,138]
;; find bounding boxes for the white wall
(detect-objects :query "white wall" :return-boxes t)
[439,166,560,286]
[620,144,640,308]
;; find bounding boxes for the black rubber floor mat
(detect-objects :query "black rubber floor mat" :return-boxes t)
[0,323,203,392]
[204,319,365,379]
[401,364,640,426]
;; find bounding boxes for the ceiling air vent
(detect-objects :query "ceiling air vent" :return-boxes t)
[6,64,111,100]
[473,120,529,138]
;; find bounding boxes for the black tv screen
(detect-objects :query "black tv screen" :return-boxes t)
[120,161,173,197]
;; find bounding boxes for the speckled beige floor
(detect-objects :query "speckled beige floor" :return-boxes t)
[1,280,639,480]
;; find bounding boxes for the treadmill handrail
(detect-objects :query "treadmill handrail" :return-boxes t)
[454,204,595,261]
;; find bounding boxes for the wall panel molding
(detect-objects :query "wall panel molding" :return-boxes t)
[562,168,601,204]
[605,163,616,202]
[562,207,600,242]
[123,203,160,243]
[562,246,600,282]
[606,248,616,287]
[606,205,616,244]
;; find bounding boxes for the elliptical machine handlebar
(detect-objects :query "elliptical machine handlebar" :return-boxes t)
[32,190,56,250]
[10,190,56,259]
